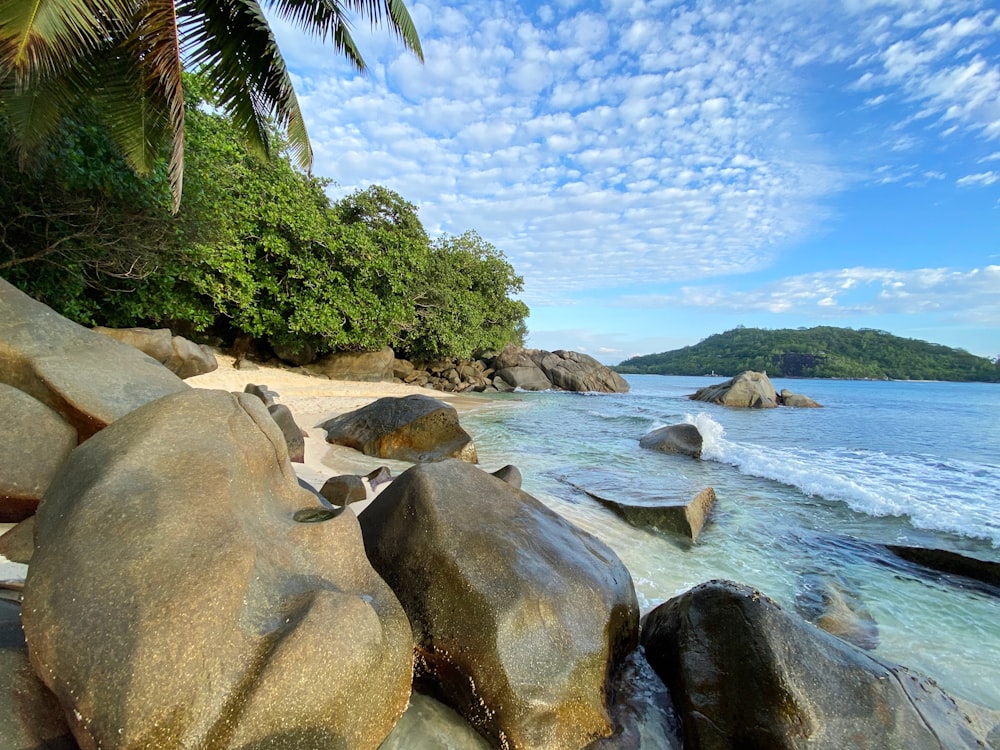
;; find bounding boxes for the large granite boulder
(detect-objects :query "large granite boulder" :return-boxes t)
[309,347,394,382]
[778,388,822,408]
[0,600,77,750]
[494,364,552,391]
[359,460,640,750]
[0,279,188,439]
[689,370,778,408]
[532,349,630,393]
[641,579,996,750]
[320,394,477,463]
[0,384,78,522]
[639,423,703,458]
[23,389,413,750]
[93,326,217,378]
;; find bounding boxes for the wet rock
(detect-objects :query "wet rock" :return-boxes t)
[321,394,477,463]
[360,459,639,750]
[586,487,717,541]
[23,389,413,750]
[94,326,217,378]
[641,579,995,750]
[887,545,1000,591]
[795,573,879,650]
[689,370,778,408]
[0,278,188,439]
[639,423,703,458]
[0,384,78,522]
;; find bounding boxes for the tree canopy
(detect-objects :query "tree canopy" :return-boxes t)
[0,80,528,364]
[616,326,1000,382]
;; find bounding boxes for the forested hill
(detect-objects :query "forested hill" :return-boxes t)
[615,327,1000,382]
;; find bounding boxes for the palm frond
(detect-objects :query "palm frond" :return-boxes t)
[343,0,422,61]
[180,0,312,170]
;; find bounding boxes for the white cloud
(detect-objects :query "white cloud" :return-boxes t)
[957,171,1000,185]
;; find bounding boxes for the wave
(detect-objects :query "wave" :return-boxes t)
[685,413,1000,547]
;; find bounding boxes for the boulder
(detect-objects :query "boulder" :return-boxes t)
[490,464,522,489]
[492,343,536,370]
[392,358,416,381]
[0,517,35,565]
[269,338,317,367]
[778,388,822,407]
[243,383,277,407]
[0,384,78,522]
[94,326,218,378]
[794,573,879,650]
[536,349,630,393]
[0,278,189,439]
[639,423,703,458]
[309,347,394,382]
[320,394,477,463]
[359,460,639,750]
[266,403,305,463]
[320,475,368,506]
[887,545,1000,591]
[689,370,778,408]
[587,487,716,541]
[23,389,413,750]
[494,364,552,391]
[640,579,996,750]
[366,466,393,491]
[0,600,77,750]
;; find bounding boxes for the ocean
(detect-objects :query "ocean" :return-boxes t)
[382,375,1000,747]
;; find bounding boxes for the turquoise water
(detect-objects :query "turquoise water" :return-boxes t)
[384,376,1000,746]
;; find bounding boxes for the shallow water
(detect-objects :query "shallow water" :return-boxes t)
[385,375,1000,746]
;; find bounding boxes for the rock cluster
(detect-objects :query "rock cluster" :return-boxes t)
[690,370,820,408]
[93,326,218,378]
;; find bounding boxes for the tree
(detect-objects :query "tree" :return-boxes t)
[0,0,422,210]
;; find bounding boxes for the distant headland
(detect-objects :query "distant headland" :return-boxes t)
[615,326,1000,382]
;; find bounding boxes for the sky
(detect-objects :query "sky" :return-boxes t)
[270,0,1000,365]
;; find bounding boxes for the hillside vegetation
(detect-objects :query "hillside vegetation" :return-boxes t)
[616,326,1000,382]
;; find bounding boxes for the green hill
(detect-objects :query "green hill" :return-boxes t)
[615,326,1000,382]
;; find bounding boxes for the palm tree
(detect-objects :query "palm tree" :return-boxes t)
[0,0,422,211]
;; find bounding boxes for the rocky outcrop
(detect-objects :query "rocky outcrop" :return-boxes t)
[23,389,413,750]
[320,393,477,463]
[359,460,639,750]
[639,423,703,458]
[93,326,218,378]
[778,388,822,407]
[0,278,189,439]
[308,347,395,382]
[887,545,1000,591]
[535,349,630,393]
[0,384,78,522]
[641,579,995,750]
[689,370,778,408]
[494,363,553,391]
[587,487,717,541]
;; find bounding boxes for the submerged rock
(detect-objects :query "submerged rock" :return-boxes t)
[639,423,703,458]
[360,459,639,750]
[641,579,995,750]
[584,486,717,541]
[887,545,1000,591]
[795,573,879,650]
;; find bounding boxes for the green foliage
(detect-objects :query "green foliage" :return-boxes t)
[616,326,1000,382]
[1,81,529,363]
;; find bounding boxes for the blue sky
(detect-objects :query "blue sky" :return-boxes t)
[272,0,1000,364]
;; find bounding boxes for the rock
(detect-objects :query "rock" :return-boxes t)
[689,370,778,408]
[0,279,189,439]
[243,383,277,407]
[493,343,536,370]
[94,326,218,379]
[320,475,368,506]
[887,545,1000,590]
[587,487,716,541]
[536,349,630,393]
[309,347,395,382]
[266,402,305,463]
[269,338,317,367]
[392,358,416,381]
[639,423,703,458]
[359,460,639,750]
[320,394,477,463]
[779,388,822,408]
[640,579,995,750]
[0,517,35,565]
[0,600,77,750]
[795,573,879,650]
[0,384,78,522]
[23,389,413,750]
[490,464,522,489]
[494,364,552,391]
[366,466,393,490]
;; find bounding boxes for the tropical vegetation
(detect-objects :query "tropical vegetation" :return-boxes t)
[615,326,1000,382]
[0,79,528,364]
